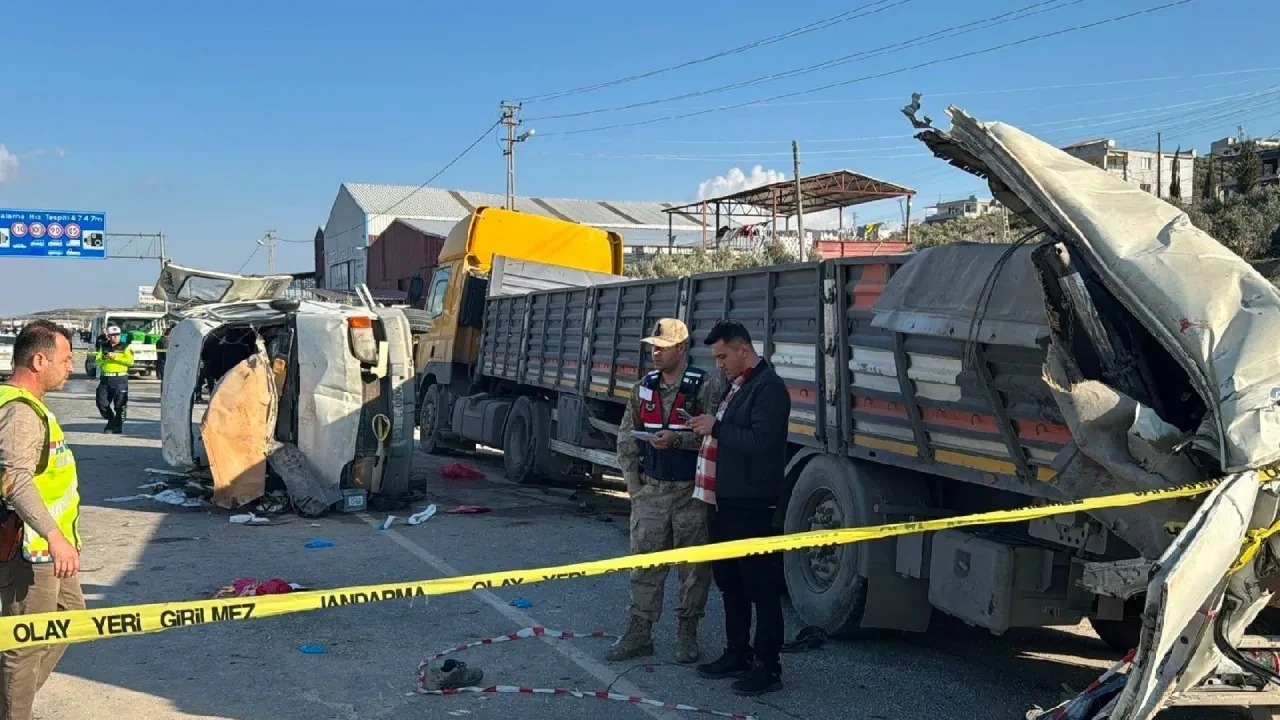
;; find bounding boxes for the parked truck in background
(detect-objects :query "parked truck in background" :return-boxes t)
[411,109,1280,718]
[85,310,168,378]
[407,205,624,431]
[0,334,12,379]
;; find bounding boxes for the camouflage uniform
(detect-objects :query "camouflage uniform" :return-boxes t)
[610,364,724,661]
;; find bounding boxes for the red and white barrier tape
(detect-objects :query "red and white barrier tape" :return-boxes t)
[424,625,616,661]
[417,626,759,720]
[1047,649,1135,720]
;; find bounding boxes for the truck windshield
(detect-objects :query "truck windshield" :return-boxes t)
[426,266,452,318]
[109,318,160,334]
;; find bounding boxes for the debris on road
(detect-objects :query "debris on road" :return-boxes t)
[267,440,340,518]
[509,598,532,609]
[445,505,491,515]
[407,505,437,526]
[299,645,327,655]
[421,658,483,691]
[229,513,270,525]
[214,577,300,598]
[781,626,828,653]
[417,627,756,719]
[103,489,205,508]
[378,515,397,531]
[440,463,484,481]
[304,539,335,549]
[103,494,153,503]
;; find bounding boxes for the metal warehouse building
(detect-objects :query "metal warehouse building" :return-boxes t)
[319,183,708,290]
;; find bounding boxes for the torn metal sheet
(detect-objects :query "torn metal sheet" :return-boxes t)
[201,350,276,509]
[929,109,1280,473]
[160,316,221,469]
[294,313,361,495]
[267,440,339,518]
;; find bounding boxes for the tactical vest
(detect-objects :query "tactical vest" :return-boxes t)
[0,386,81,563]
[636,367,706,482]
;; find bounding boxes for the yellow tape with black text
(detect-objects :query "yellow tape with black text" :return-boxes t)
[0,478,1227,653]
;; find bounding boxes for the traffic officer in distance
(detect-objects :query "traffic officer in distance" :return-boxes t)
[0,321,84,720]
[610,318,725,664]
[94,325,133,434]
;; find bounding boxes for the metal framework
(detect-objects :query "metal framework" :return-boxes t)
[662,170,916,247]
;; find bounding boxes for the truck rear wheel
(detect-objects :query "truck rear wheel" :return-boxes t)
[418,385,450,456]
[1088,615,1142,654]
[783,455,869,636]
[503,396,550,484]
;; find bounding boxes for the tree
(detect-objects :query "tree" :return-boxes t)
[883,211,1032,250]
[1169,148,1182,201]
[625,243,810,279]
[1235,141,1263,195]
[1201,157,1218,201]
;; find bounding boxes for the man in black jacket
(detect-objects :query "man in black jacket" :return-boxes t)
[688,320,790,696]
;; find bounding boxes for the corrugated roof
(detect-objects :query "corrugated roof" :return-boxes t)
[342,183,704,231]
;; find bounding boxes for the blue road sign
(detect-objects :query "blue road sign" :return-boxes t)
[0,209,107,259]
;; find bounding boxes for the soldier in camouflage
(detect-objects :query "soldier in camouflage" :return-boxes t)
[609,318,726,664]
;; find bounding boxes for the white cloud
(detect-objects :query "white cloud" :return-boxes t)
[0,145,18,184]
[695,165,858,230]
[695,165,787,201]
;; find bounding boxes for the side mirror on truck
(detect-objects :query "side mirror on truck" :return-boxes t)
[407,275,425,309]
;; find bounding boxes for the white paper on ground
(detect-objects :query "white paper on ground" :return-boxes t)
[408,504,438,526]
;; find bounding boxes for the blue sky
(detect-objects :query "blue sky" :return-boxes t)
[2,0,1276,313]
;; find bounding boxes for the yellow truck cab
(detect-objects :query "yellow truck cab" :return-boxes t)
[410,206,623,399]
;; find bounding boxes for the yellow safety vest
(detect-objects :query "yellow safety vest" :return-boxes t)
[96,345,134,375]
[0,386,81,562]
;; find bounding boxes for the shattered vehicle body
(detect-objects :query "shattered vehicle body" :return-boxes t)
[907,103,1280,718]
[155,264,417,514]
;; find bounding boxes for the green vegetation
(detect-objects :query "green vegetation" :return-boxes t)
[625,242,817,279]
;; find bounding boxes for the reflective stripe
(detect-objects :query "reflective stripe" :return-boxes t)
[101,372,129,377]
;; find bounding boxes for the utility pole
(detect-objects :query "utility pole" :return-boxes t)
[792,141,804,245]
[159,231,169,312]
[259,230,277,274]
[500,102,535,211]
[1156,132,1163,199]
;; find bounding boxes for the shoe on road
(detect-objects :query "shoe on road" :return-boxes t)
[695,649,752,679]
[730,663,782,696]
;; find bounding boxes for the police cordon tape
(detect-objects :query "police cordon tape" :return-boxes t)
[0,477,1228,653]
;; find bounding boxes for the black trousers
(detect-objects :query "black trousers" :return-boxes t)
[95,376,129,425]
[710,504,786,671]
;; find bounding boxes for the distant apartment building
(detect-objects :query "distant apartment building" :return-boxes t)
[1209,136,1280,196]
[1061,139,1195,203]
[924,195,1001,224]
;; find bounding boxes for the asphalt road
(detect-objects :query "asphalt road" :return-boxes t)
[27,379,1244,719]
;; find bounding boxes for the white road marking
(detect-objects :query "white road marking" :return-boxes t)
[360,512,667,718]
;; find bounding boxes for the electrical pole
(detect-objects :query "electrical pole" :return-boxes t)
[792,141,804,246]
[500,102,535,211]
[259,230,277,274]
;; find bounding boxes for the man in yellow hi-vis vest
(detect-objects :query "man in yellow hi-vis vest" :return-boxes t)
[94,325,133,434]
[0,320,83,720]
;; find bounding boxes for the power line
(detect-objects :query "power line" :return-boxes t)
[540,0,1199,138]
[236,244,261,274]
[647,65,1280,114]
[516,0,913,104]
[643,70,1280,140]
[322,119,501,245]
[530,0,1086,122]
[557,87,1274,162]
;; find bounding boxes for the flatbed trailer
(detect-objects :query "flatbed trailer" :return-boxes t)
[425,243,1194,645]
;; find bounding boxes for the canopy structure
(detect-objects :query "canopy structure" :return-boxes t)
[663,170,917,247]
